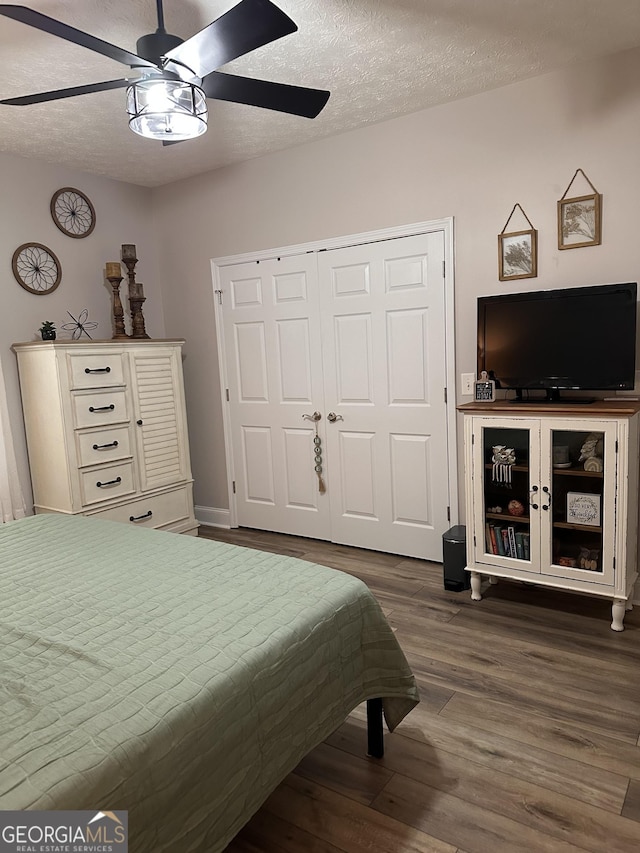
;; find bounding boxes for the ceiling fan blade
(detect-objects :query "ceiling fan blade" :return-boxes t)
[1,78,132,106]
[201,71,330,118]
[0,5,157,69]
[164,0,297,79]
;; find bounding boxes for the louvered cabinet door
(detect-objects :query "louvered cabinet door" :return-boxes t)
[129,345,190,493]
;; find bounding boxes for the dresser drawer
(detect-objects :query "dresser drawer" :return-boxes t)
[76,425,132,467]
[72,389,128,428]
[80,461,135,506]
[67,352,125,388]
[87,486,193,529]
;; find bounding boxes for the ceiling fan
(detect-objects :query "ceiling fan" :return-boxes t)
[0,0,330,141]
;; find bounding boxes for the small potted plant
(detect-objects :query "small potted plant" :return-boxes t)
[39,321,56,341]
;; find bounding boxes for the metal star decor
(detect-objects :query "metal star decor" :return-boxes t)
[62,309,98,340]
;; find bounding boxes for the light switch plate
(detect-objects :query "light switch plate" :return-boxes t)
[461,373,475,395]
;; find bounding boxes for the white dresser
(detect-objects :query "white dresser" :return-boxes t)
[13,339,197,535]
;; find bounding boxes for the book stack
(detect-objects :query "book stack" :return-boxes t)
[485,522,530,560]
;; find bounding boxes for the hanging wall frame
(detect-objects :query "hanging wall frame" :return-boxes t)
[498,203,538,281]
[50,187,96,238]
[557,168,601,250]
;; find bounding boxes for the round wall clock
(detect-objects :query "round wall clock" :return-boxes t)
[50,187,96,238]
[12,243,62,295]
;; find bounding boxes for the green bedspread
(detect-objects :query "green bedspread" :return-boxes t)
[0,514,419,851]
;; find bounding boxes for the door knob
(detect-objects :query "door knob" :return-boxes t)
[327,412,343,423]
[302,411,321,422]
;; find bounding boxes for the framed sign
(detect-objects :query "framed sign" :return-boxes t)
[474,371,496,402]
[566,492,601,527]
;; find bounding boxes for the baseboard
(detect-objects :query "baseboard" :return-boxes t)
[195,505,232,528]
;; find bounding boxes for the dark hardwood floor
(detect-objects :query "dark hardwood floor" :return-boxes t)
[198,525,640,853]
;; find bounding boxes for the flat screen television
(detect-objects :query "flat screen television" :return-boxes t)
[477,282,638,402]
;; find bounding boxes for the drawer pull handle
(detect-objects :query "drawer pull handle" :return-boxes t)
[93,440,119,450]
[130,510,153,522]
[89,404,115,413]
[85,366,111,374]
[96,476,122,488]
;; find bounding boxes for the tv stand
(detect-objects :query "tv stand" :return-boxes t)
[458,399,640,630]
[511,390,596,404]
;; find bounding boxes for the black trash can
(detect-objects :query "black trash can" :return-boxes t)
[442,525,470,591]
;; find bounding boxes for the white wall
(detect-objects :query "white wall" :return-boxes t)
[0,152,165,510]
[152,45,640,521]
[4,45,639,522]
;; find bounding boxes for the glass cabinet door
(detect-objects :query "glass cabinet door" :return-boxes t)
[541,421,617,584]
[474,418,539,568]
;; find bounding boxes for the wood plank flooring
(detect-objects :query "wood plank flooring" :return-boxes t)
[197,525,640,852]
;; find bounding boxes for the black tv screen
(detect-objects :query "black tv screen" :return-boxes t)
[477,282,638,401]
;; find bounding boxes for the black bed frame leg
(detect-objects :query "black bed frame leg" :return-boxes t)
[366,697,384,758]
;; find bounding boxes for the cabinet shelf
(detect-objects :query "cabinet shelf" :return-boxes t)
[552,467,603,479]
[485,512,530,524]
[483,463,605,479]
[553,520,602,534]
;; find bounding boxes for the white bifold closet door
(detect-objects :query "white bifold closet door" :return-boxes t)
[218,230,450,560]
[219,252,331,541]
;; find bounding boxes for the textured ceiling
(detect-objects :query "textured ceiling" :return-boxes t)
[1,0,640,187]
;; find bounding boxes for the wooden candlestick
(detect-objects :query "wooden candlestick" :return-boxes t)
[121,251,149,339]
[106,267,129,339]
[129,290,149,339]
[121,244,137,261]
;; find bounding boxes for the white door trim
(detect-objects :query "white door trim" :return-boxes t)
[211,217,459,538]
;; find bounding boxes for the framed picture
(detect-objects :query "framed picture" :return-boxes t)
[566,491,601,527]
[498,228,538,281]
[558,192,602,249]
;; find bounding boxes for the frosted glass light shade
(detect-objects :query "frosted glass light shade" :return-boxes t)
[126,79,207,141]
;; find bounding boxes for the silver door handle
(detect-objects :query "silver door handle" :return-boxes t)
[327,412,343,423]
[302,411,322,422]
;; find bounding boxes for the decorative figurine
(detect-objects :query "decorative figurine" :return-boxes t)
[491,445,516,485]
[579,432,604,472]
[121,244,149,339]
[507,499,525,517]
[579,547,599,571]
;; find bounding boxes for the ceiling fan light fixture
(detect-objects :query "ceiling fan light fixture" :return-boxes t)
[126,78,207,141]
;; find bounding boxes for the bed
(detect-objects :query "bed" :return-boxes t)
[0,514,419,852]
